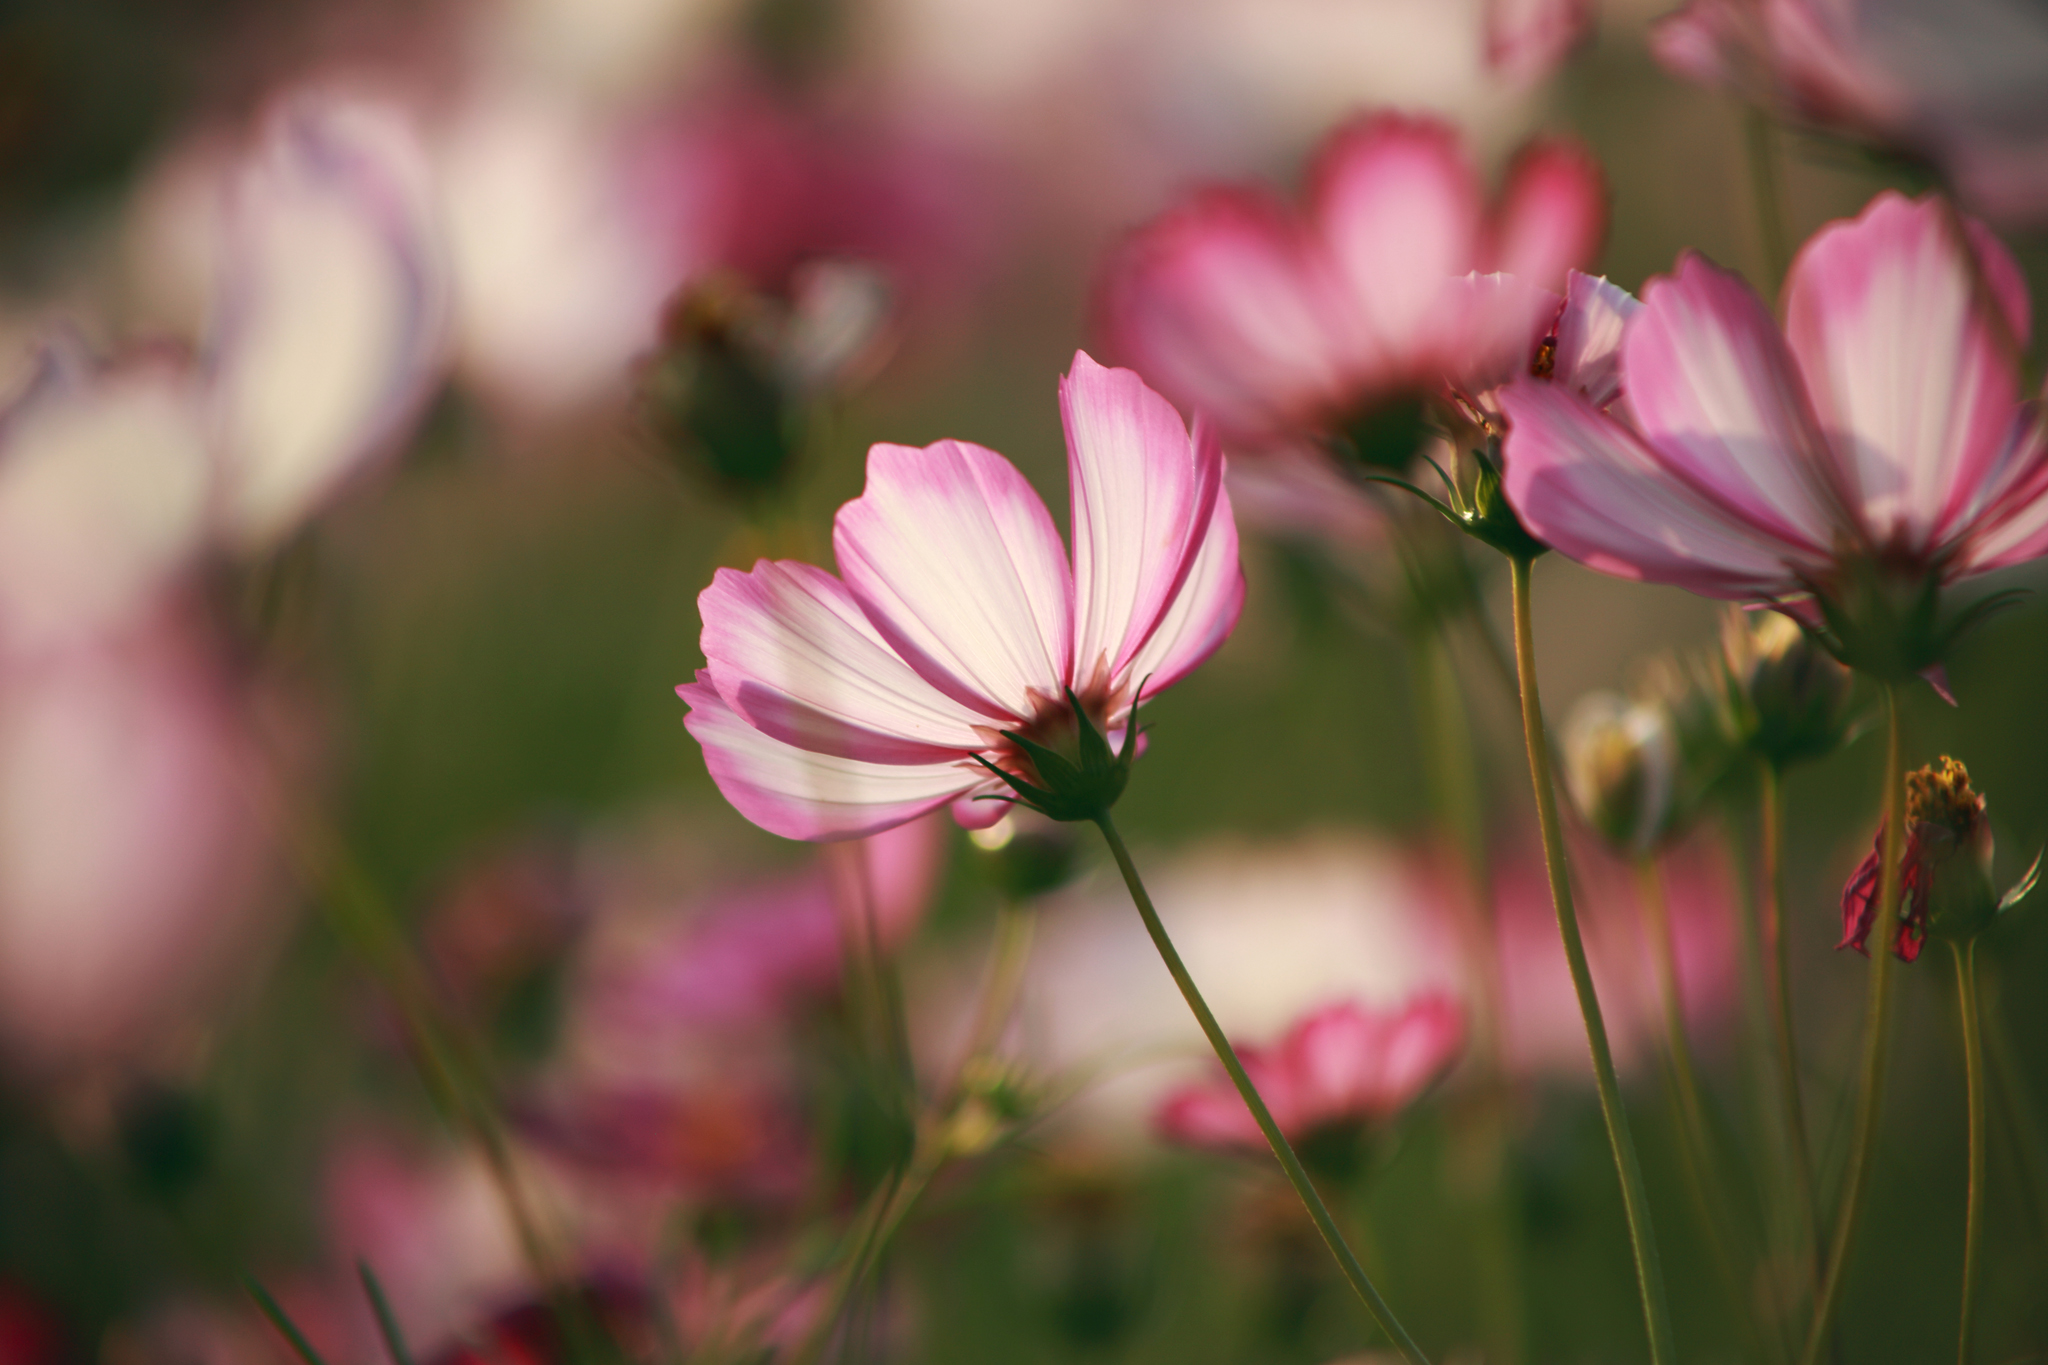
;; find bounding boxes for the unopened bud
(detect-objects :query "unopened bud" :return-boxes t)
[1563,691,1676,854]
[641,279,799,499]
[1909,758,1999,946]
[1719,608,1852,768]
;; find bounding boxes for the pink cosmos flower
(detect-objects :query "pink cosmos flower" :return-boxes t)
[1500,192,2048,653]
[1153,994,1466,1153]
[1486,0,1597,87]
[1651,0,2048,225]
[681,352,1242,840]
[1097,112,1606,447]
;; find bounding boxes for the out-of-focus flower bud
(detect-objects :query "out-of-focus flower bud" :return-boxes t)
[641,279,800,500]
[1839,757,2032,961]
[640,261,894,504]
[1718,607,1853,769]
[1563,691,1676,855]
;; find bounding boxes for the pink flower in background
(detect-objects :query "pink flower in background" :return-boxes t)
[1651,0,2048,224]
[1098,113,1606,446]
[1486,0,1597,87]
[681,352,1242,840]
[1486,837,1740,1078]
[1500,193,2048,612]
[0,617,273,1075]
[1154,994,1465,1152]
[596,815,947,1031]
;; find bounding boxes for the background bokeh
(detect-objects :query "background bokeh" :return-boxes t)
[1,1,2046,1362]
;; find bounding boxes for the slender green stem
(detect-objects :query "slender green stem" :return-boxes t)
[1093,813,1431,1365]
[1799,683,1905,1365]
[1953,940,1985,1365]
[1745,110,1790,293]
[1508,557,1675,1365]
[1760,764,1823,1286]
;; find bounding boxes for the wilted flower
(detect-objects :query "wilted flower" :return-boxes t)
[1098,112,1605,455]
[1153,994,1465,1156]
[681,352,1242,839]
[1838,756,2035,960]
[1501,192,2048,681]
[1716,606,1853,768]
[1651,0,2048,225]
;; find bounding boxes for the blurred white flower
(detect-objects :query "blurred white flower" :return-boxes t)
[206,91,449,549]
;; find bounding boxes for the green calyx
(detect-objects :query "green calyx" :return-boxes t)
[1797,555,2024,684]
[1363,443,1548,563]
[971,686,1144,824]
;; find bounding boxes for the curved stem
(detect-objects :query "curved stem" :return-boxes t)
[1953,940,1985,1365]
[1093,813,1431,1365]
[1508,557,1675,1365]
[1799,683,1905,1365]
[1760,764,1823,1286]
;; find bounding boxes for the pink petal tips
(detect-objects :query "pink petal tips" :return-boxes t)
[1502,192,2048,672]
[683,353,1243,841]
[1097,112,1607,448]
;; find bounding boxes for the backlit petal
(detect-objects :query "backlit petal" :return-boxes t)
[1622,252,1839,551]
[833,439,1073,720]
[680,674,974,842]
[1501,378,1824,597]
[1488,138,1606,290]
[1310,115,1484,368]
[700,560,993,762]
[1097,188,1346,441]
[1120,439,1244,700]
[1783,192,2025,553]
[1552,271,1640,409]
[1064,353,1217,691]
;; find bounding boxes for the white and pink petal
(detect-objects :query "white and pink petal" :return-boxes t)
[680,674,975,842]
[833,439,1073,721]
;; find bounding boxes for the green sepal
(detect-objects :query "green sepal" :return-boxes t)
[1999,848,2043,914]
[966,684,1149,823]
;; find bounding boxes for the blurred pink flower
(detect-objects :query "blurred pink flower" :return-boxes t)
[1097,112,1606,446]
[1500,192,2048,611]
[1651,0,2048,224]
[1485,837,1741,1079]
[681,352,1242,840]
[1486,0,1597,87]
[1153,994,1465,1153]
[0,616,273,1075]
[518,1081,813,1207]
[596,815,948,1031]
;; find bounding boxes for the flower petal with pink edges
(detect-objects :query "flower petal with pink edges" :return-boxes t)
[1552,271,1641,409]
[832,439,1073,720]
[1443,272,1561,396]
[1310,115,1484,375]
[1121,468,1244,699]
[1621,252,1840,551]
[1487,138,1607,291]
[680,674,975,841]
[700,560,993,762]
[1782,192,2024,554]
[1097,188,1347,441]
[207,92,447,550]
[1062,352,1221,693]
[1500,379,1827,597]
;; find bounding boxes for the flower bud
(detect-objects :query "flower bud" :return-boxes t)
[1840,757,2005,960]
[640,279,799,500]
[1718,607,1852,768]
[1563,691,1677,854]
